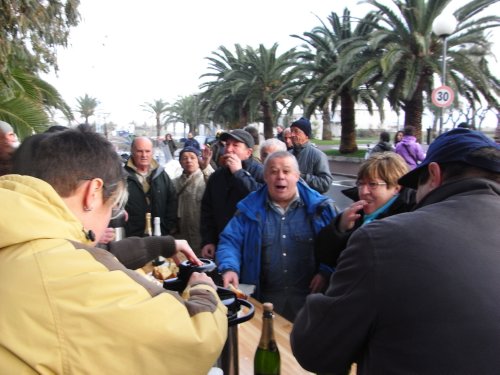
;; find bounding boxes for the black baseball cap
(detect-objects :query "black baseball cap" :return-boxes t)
[220,129,254,148]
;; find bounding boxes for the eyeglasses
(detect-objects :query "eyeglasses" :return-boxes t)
[356,181,387,189]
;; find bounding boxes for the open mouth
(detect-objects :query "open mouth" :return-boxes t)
[274,184,287,191]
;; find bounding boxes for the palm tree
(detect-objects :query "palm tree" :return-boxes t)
[200,45,258,129]
[75,94,99,126]
[0,64,73,139]
[142,99,169,137]
[292,9,380,152]
[227,44,300,139]
[201,44,299,139]
[349,0,500,141]
[167,95,206,135]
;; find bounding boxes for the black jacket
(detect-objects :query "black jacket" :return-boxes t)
[292,178,500,374]
[124,162,177,237]
[200,157,264,247]
[315,186,415,267]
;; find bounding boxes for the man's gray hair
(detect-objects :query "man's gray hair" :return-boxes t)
[260,138,287,161]
[263,150,300,174]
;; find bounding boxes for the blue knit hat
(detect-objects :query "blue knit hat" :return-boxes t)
[179,146,201,159]
[291,117,312,138]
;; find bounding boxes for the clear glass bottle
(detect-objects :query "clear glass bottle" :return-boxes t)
[153,216,161,237]
[254,302,280,375]
[152,216,165,265]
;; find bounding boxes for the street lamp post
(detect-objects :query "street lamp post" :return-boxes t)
[432,13,458,134]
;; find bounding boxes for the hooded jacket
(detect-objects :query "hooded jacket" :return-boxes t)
[395,135,425,169]
[0,175,227,374]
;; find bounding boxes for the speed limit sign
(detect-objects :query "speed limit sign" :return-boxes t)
[432,85,454,108]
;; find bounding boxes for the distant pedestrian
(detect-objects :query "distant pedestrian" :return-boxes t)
[276,125,284,141]
[283,128,293,150]
[163,133,177,156]
[395,126,425,170]
[183,132,200,151]
[394,130,404,146]
[370,131,394,155]
[244,125,261,162]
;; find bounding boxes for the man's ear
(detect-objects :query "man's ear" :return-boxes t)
[83,178,104,210]
[427,162,443,189]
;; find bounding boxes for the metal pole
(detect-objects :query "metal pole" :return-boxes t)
[439,37,448,134]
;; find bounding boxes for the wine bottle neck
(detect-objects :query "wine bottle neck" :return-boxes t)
[258,313,277,350]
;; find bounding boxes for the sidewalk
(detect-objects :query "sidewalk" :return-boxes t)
[328,156,361,178]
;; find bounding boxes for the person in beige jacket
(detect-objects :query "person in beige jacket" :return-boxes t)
[174,146,214,255]
[0,126,227,374]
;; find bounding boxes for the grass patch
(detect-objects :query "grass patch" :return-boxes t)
[324,149,366,158]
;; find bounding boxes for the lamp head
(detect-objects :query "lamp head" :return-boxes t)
[432,13,458,37]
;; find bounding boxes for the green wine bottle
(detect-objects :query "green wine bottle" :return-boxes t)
[254,302,280,375]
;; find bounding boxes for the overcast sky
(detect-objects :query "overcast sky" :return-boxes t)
[43,0,499,128]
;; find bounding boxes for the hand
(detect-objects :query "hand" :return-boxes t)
[201,243,216,259]
[187,271,217,290]
[222,271,239,289]
[309,273,327,293]
[338,200,367,232]
[98,227,115,244]
[173,239,202,266]
[199,147,213,170]
[222,154,242,174]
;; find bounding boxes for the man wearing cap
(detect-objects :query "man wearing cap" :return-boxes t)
[200,129,264,259]
[290,117,333,194]
[291,128,500,374]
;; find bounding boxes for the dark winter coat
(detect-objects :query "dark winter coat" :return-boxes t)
[124,160,177,237]
[200,157,264,247]
[292,178,500,375]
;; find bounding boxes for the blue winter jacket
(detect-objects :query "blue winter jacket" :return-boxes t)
[216,181,337,296]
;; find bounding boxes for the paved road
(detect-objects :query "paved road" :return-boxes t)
[326,175,355,211]
[325,158,360,211]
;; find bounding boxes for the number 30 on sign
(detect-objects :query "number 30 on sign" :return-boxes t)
[432,85,454,108]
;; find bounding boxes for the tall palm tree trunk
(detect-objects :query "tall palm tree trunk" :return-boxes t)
[261,100,274,139]
[238,105,249,129]
[321,102,332,140]
[403,77,425,142]
[339,90,358,154]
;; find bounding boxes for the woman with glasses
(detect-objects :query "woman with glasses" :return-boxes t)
[1,125,227,374]
[316,152,416,269]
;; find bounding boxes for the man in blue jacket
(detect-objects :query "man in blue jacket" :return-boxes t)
[216,151,337,321]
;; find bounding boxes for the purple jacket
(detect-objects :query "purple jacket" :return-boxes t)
[395,136,425,169]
